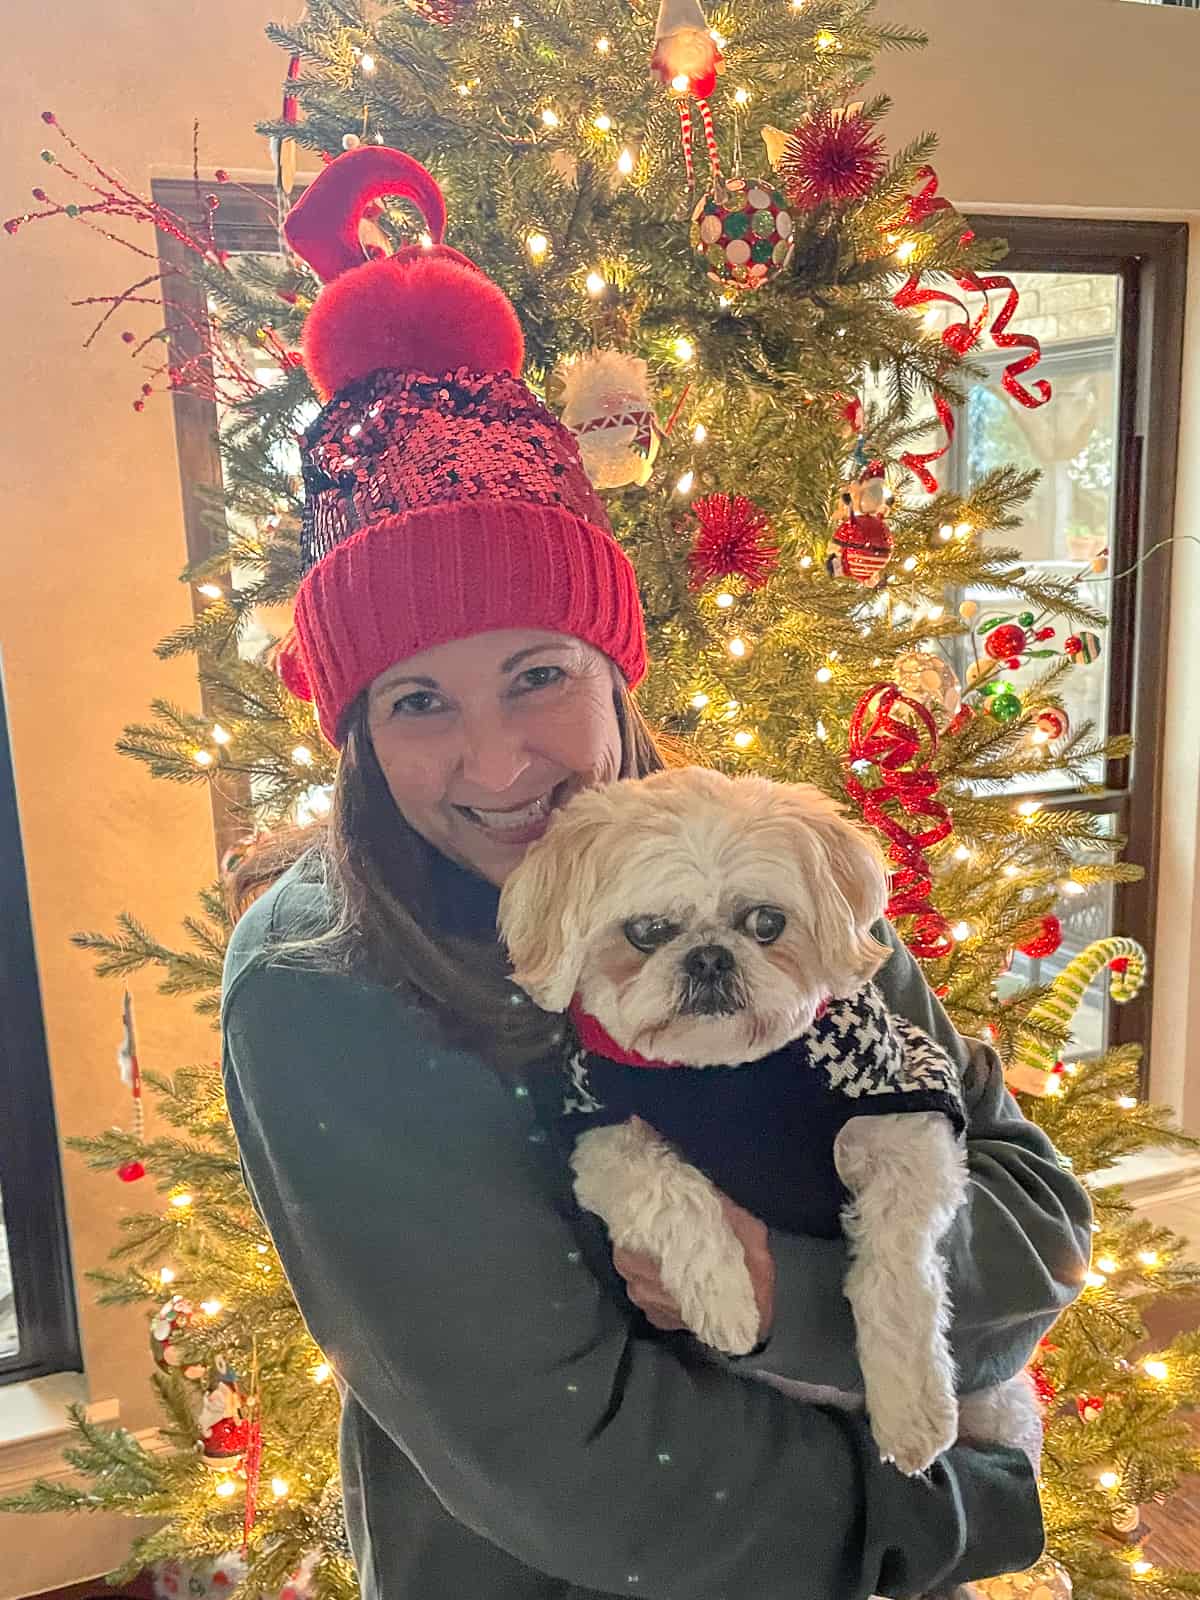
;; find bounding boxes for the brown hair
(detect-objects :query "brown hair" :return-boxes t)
[224,678,681,1074]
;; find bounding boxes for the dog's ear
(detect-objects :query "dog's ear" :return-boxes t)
[497,788,615,1014]
[773,784,891,983]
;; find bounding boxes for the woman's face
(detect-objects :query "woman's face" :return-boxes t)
[366,629,623,887]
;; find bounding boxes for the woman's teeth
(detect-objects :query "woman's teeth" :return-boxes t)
[462,793,553,832]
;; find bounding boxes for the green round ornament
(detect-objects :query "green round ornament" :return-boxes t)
[990,691,1023,722]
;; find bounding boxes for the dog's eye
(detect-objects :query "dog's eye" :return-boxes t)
[741,906,786,944]
[624,917,680,954]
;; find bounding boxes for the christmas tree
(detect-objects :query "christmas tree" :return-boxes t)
[4,1,1200,1596]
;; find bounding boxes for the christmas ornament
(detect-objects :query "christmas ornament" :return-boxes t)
[845,684,954,958]
[555,350,661,490]
[984,622,1028,661]
[153,1553,320,1600]
[273,54,301,202]
[1065,630,1102,664]
[989,691,1023,722]
[691,178,794,292]
[115,990,146,1182]
[198,1359,250,1470]
[1029,1356,1058,1407]
[1110,1502,1141,1537]
[947,705,974,736]
[405,0,473,23]
[975,1556,1073,1600]
[777,106,886,211]
[959,599,979,622]
[150,1296,206,1381]
[1035,707,1069,739]
[1077,1393,1106,1422]
[827,506,893,585]
[688,493,779,589]
[1016,915,1063,961]
[1008,936,1147,1093]
[650,0,722,99]
[893,650,961,720]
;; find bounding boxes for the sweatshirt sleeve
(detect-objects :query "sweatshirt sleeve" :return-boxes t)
[744,922,1095,1395]
[222,956,1044,1600]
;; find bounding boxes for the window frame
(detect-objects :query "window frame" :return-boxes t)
[0,666,82,1385]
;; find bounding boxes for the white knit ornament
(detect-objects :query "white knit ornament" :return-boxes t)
[556,350,661,490]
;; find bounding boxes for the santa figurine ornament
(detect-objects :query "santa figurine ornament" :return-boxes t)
[555,350,661,490]
[827,465,894,585]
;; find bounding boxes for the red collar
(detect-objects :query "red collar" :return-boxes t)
[567,1001,681,1068]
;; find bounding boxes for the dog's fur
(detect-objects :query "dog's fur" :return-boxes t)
[499,767,1042,1489]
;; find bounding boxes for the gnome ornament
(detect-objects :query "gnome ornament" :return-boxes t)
[555,350,661,490]
[650,0,722,99]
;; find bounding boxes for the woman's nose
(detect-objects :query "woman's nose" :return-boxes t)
[457,714,534,796]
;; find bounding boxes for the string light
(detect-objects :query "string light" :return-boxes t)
[312,1362,333,1384]
[715,592,734,608]
[595,36,611,53]
[210,724,231,747]
[197,583,223,599]
[594,113,612,133]
[952,921,972,942]
[901,555,918,572]
[292,745,314,767]
[676,470,695,495]
[194,750,214,768]
[672,74,690,92]
[215,1478,238,1499]
[1143,1358,1169,1381]
[359,52,377,74]
[814,30,838,49]
[1139,1250,1160,1268]
[1017,800,1042,818]
[815,719,828,742]
[526,232,549,261]
[1099,1470,1120,1489]
[1132,1559,1153,1577]
[1003,864,1020,878]
[1061,878,1086,896]
[159,1266,176,1285]
[455,82,472,97]
[953,844,971,861]
[799,554,813,569]
[673,336,695,362]
[419,231,433,249]
[170,1193,193,1210]
[541,108,560,127]
[511,14,522,26]
[728,637,747,658]
[200,1298,223,1316]
[733,87,750,106]
[691,692,710,709]
[1117,1094,1138,1110]
[616,148,634,176]
[709,27,727,47]
[585,270,606,296]
[955,522,974,539]
[272,1478,290,1499]
[815,665,833,683]
[693,423,707,444]
[1085,1269,1107,1289]
[1096,1256,1119,1275]
[1063,1061,1080,1074]
[733,730,754,748]
[894,240,917,264]
[938,524,954,542]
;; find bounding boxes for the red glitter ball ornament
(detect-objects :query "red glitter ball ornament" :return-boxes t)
[779,108,886,211]
[117,1160,146,1183]
[1030,1359,1058,1407]
[404,0,472,22]
[827,512,893,584]
[1017,915,1062,960]
[984,622,1028,660]
[688,493,779,590]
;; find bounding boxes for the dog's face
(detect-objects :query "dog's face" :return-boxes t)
[498,767,891,1066]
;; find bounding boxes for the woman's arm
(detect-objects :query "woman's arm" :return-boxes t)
[222,912,1043,1599]
[738,922,1094,1394]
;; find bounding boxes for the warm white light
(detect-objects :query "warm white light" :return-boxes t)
[926,604,944,621]
[938,524,954,542]
[272,1478,290,1499]
[419,231,434,249]
[733,87,750,106]
[1132,1560,1153,1577]
[901,555,918,572]
[170,1193,193,1210]
[585,270,606,296]
[456,82,471,97]
[715,592,734,608]
[791,0,805,8]
[198,582,223,599]
[1117,1094,1138,1109]
[1031,729,1049,745]
[728,637,747,658]
[814,30,837,49]
[257,1243,269,1254]
[709,28,727,47]
[209,726,231,749]
[672,73,690,92]
[1063,1061,1080,1075]
[923,306,941,329]
[194,750,214,768]
[954,844,971,861]
[200,1298,223,1316]
[1085,1270,1108,1288]
[312,1362,333,1384]
[895,240,917,264]
[360,52,376,73]
[1003,864,1020,878]
[1143,1358,1169,1382]
[511,14,522,25]
[292,745,314,767]
[1139,1250,1160,1268]
[159,1267,176,1285]
[215,1478,238,1499]
[733,730,754,748]
[541,108,560,127]
[691,692,710,709]
[1017,800,1042,818]
[526,232,548,260]
[799,554,813,569]
[1097,1256,1119,1275]
[676,470,695,495]
[674,336,695,362]
[1099,1470,1120,1489]
[596,35,611,53]
[952,921,972,942]
[594,113,612,133]
[1061,878,1086,896]
[815,666,833,683]
[815,719,828,742]
[1044,1077,1064,1097]
[616,148,635,175]
[693,423,708,444]
[955,521,973,539]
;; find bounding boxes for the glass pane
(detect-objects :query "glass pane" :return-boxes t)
[0,1186,18,1360]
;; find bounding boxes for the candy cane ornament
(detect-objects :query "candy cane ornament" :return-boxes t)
[1007,936,1147,1095]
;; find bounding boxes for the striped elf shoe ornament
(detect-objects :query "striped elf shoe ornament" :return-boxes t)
[1007,936,1147,1095]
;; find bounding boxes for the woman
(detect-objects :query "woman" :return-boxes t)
[221,147,1091,1600]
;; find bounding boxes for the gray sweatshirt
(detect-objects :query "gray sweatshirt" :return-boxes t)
[220,852,1092,1599]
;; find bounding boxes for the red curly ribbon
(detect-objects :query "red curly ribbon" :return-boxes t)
[845,684,954,959]
[957,270,1053,408]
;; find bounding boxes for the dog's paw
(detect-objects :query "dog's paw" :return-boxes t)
[661,1232,761,1357]
[870,1383,959,1477]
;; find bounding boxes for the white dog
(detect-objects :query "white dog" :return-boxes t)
[499,766,1041,1486]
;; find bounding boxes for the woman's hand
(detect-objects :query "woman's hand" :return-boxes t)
[612,1190,776,1345]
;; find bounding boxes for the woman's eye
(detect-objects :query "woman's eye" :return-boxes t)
[741,906,786,945]
[624,917,680,954]
[392,690,447,717]
[515,664,566,693]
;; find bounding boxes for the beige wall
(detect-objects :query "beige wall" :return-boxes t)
[1,0,1198,1592]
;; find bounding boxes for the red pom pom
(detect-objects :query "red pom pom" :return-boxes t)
[117,1160,146,1183]
[688,494,778,590]
[302,248,524,400]
[780,109,886,211]
[41,110,57,125]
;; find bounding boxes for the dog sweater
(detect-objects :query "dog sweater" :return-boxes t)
[557,983,966,1239]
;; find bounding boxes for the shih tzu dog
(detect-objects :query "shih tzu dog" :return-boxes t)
[499,766,1041,1487]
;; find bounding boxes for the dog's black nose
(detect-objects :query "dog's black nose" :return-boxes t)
[684,944,735,981]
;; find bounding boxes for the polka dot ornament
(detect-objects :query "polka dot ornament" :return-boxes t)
[974,1556,1072,1600]
[894,650,961,720]
[691,177,794,293]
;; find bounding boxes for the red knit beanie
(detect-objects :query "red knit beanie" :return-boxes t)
[276,145,647,747]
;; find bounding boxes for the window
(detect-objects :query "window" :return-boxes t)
[0,665,81,1385]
